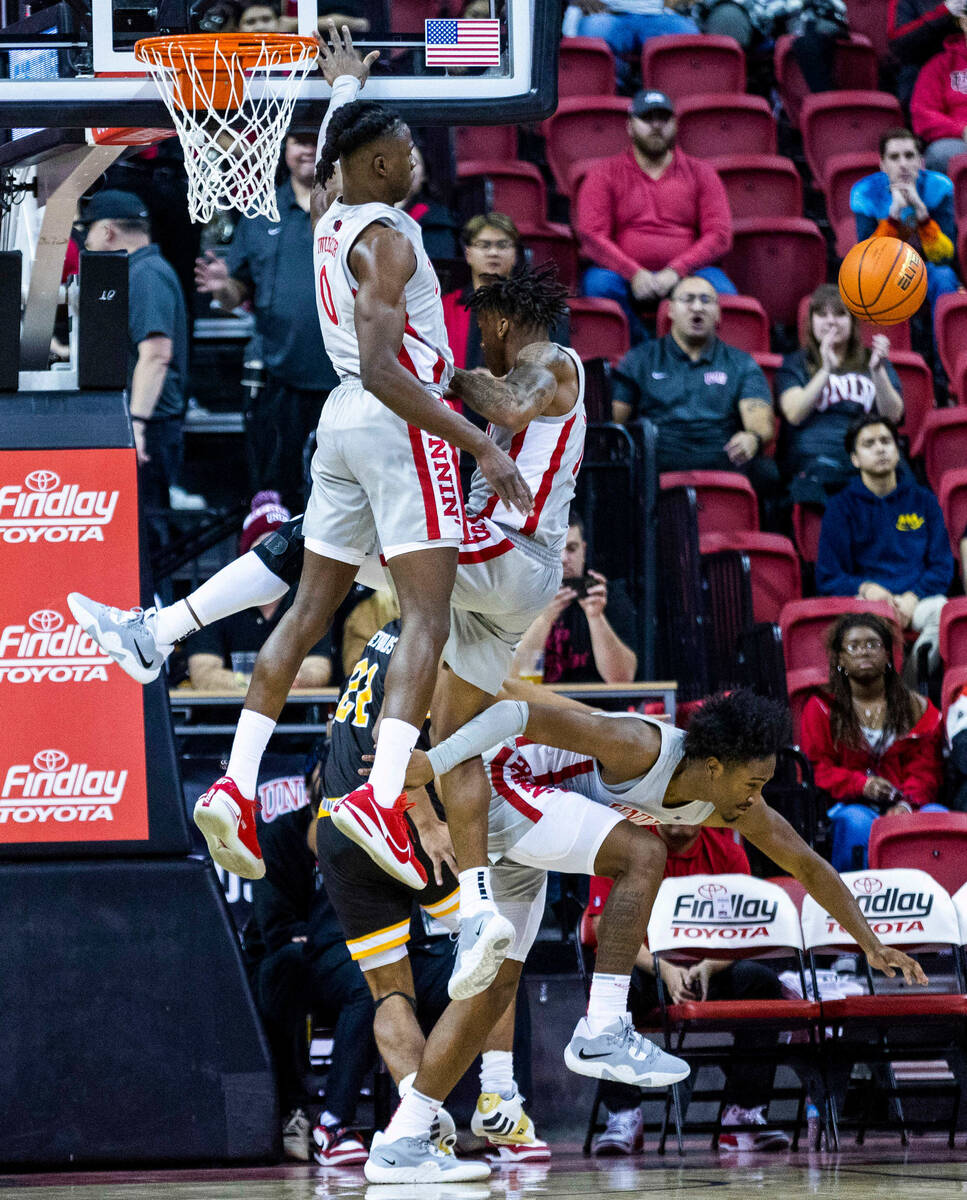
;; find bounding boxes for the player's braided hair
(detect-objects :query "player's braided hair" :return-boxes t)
[316,99,406,186]
[466,263,570,334]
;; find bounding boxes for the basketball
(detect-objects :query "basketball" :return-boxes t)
[837,236,928,326]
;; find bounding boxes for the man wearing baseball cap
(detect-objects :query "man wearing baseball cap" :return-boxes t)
[75,188,189,527]
[575,90,736,341]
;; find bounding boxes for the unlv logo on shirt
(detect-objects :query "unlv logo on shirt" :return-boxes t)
[950,69,967,93]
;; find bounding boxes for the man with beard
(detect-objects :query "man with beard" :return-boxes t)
[575,90,736,341]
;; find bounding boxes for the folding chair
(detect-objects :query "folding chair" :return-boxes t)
[801,867,967,1145]
[870,812,967,895]
[659,470,759,536]
[641,33,745,100]
[649,874,831,1151]
[699,531,801,624]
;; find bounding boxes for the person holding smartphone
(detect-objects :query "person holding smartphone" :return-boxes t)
[512,510,638,684]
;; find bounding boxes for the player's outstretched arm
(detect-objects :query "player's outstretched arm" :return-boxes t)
[732,801,929,986]
[353,227,534,516]
[449,343,565,433]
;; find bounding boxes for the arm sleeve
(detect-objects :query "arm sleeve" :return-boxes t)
[574,167,643,281]
[915,492,955,598]
[897,709,944,806]
[888,0,956,64]
[815,497,865,596]
[800,696,871,800]
[911,56,967,143]
[666,161,733,277]
[316,73,362,161]
[426,700,530,776]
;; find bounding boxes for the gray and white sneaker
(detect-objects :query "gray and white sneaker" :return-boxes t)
[447,910,516,1000]
[430,1105,457,1154]
[364,1131,490,1183]
[67,592,170,684]
[564,1015,690,1087]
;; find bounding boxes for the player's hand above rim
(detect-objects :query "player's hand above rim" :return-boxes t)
[477,441,534,518]
[866,944,929,986]
[315,19,379,85]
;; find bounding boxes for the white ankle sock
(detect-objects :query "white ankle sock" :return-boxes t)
[153,554,288,647]
[587,972,631,1034]
[369,717,419,808]
[384,1088,441,1141]
[398,1071,417,1098]
[480,1050,515,1098]
[226,709,276,797]
[458,867,496,919]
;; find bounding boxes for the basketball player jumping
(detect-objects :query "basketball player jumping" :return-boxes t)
[359,687,928,1182]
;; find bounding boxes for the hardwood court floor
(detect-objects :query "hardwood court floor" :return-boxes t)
[4,1144,967,1199]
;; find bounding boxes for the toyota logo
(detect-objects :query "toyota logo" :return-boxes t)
[853,876,883,894]
[698,883,728,899]
[28,610,64,633]
[33,749,68,772]
[25,470,60,493]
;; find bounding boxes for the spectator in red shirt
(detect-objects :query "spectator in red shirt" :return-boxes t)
[586,824,790,1156]
[575,89,735,342]
[910,17,967,174]
[888,0,964,105]
[799,612,946,872]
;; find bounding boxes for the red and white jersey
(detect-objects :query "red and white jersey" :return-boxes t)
[467,346,586,554]
[313,199,453,390]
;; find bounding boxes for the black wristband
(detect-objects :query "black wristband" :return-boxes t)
[130,416,148,424]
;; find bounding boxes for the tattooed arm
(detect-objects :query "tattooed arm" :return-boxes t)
[449,342,574,433]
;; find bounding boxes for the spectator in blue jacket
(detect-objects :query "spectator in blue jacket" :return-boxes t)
[817,415,954,673]
[850,128,960,322]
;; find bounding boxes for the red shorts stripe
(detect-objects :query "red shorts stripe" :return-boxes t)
[489,746,543,824]
[407,426,441,539]
[458,539,515,564]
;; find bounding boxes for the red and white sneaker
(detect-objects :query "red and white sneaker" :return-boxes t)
[193,776,265,880]
[312,1123,369,1166]
[330,784,427,889]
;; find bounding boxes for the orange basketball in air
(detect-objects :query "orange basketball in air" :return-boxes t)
[837,236,927,326]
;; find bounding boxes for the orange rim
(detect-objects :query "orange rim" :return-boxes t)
[134,32,318,69]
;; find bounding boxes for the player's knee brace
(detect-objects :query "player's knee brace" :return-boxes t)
[373,990,418,1014]
[252,515,305,586]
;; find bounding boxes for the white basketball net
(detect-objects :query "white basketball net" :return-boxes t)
[135,36,317,224]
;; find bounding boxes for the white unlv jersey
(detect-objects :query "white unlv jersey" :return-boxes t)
[467,346,586,554]
[485,714,715,832]
[313,199,454,389]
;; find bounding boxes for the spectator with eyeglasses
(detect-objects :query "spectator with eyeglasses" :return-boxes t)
[610,276,779,516]
[442,212,522,374]
[800,612,946,871]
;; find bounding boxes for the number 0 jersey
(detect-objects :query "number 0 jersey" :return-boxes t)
[313,199,453,390]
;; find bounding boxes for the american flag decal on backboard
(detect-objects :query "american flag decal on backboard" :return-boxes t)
[425,18,501,66]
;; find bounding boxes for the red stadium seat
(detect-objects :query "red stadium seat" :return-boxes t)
[543,96,631,194]
[795,293,913,354]
[659,469,759,535]
[656,293,770,352]
[891,350,934,451]
[821,151,880,258]
[700,531,801,623]
[786,665,828,742]
[779,596,898,673]
[566,297,629,364]
[674,93,777,159]
[952,155,967,223]
[791,503,824,564]
[454,124,517,163]
[519,222,579,292]
[940,596,967,665]
[845,0,892,60]
[721,219,827,328]
[919,407,967,493]
[775,36,881,129]
[870,813,967,895]
[754,351,783,399]
[710,154,803,219]
[935,292,967,387]
[938,472,967,561]
[455,160,547,228]
[641,34,745,100]
[959,224,967,279]
[799,90,903,185]
[558,37,616,98]
[943,665,967,724]
[391,0,444,31]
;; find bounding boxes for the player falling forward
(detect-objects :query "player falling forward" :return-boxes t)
[69,263,585,1001]
[361,688,927,1182]
[69,28,533,899]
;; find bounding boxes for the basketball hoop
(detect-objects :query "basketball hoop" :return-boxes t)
[134,33,318,224]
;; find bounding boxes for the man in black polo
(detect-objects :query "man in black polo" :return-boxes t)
[76,189,189,518]
[194,131,338,511]
[611,276,777,503]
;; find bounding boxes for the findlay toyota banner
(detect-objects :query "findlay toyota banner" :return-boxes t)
[0,449,148,843]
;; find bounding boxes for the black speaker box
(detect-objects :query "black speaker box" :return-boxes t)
[0,251,21,392]
[78,251,129,391]
[0,857,278,1166]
